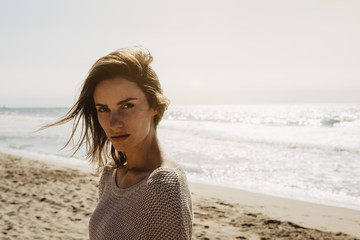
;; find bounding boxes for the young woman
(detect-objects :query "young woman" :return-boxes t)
[47,47,193,239]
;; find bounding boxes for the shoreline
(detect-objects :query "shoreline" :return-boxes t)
[189,179,360,212]
[3,147,360,213]
[1,151,359,239]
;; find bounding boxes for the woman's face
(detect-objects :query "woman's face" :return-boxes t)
[93,77,157,152]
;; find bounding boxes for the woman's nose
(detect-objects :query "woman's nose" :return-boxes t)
[109,111,124,129]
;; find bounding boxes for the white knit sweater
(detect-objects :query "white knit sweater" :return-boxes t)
[89,165,193,240]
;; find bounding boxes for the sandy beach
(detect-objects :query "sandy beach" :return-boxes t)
[1,152,359,240]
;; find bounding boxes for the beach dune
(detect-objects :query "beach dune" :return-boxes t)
[1,152,359,240]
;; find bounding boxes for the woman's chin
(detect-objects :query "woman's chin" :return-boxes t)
[113,145,126,152]
[112,142,132,153]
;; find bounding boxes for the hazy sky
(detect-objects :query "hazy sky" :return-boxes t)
[1,0,359,107]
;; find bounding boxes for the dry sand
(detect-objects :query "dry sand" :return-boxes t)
[1,152,359,240]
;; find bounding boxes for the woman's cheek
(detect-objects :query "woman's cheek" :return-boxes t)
[97,114,108,129]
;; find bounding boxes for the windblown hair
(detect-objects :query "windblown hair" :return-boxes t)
[42,47,169,172]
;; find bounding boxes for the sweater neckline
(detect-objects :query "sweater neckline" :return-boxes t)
[111,166,177,196]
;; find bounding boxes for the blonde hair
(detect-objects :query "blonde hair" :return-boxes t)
[43,46,169,172]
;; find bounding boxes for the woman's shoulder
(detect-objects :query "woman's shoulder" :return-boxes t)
[150,160,186,180]
[100,163,116,176]
[97,163,117,200]
[146,165,189,193]
[98,163,117,185]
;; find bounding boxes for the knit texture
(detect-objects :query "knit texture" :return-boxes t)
[89,165,193,240]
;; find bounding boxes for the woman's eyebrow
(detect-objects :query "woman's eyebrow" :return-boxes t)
[117,97,138,105]
[95,97,138,107]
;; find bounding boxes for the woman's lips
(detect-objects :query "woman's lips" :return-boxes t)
[111,134,130,142]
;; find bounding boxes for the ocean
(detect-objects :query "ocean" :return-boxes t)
[1,104,359,210]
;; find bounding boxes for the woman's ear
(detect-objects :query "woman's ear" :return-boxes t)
[151,108,158,117]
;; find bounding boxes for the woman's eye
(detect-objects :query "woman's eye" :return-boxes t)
[123,103,134,109]
[98,107,109,113]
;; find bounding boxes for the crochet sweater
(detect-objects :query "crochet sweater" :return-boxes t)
[89,165,193,240]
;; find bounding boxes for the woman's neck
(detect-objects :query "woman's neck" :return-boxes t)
[123,130,163,172]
